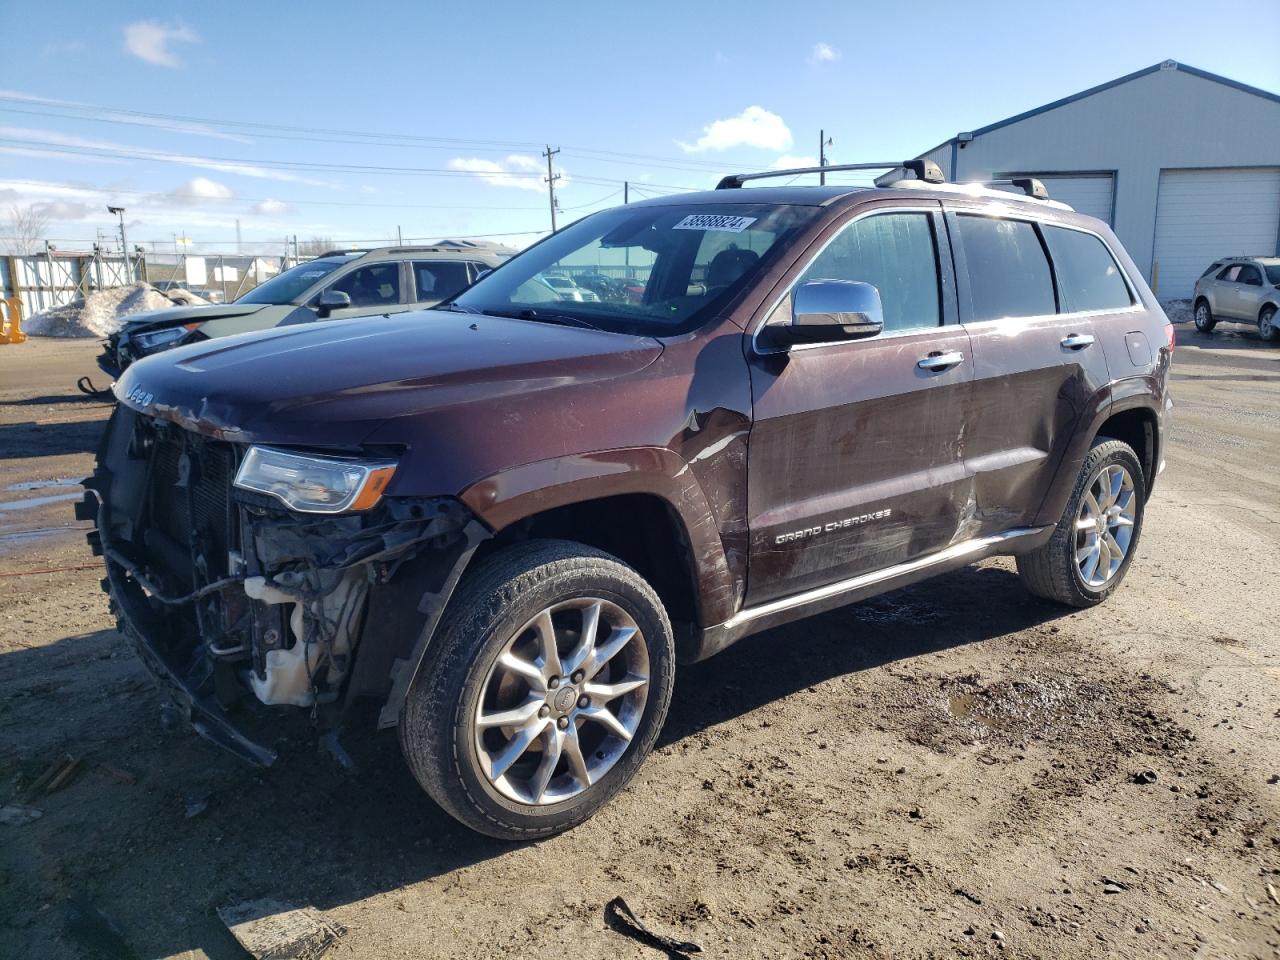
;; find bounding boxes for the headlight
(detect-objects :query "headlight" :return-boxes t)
[134,325,192,351]
[233,446,397,513]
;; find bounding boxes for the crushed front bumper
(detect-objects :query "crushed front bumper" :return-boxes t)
[84,405,487,766]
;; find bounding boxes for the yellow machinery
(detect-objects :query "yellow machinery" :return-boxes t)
[0,297,26,344]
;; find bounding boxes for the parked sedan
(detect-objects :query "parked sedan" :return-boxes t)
[99,245,508,376]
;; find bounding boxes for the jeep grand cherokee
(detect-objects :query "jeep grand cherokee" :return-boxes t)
[83,160,1172,839]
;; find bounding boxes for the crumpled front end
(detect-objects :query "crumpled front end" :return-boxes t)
[82,403,480,765]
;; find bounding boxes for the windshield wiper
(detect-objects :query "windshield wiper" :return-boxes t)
[435,302,482,314]
[513,308,601,331]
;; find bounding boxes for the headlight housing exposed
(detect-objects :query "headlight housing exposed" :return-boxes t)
[134,323,198,352]
[233,446,397,514]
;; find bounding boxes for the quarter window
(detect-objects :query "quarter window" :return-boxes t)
[956,215,1056,321]
[797,212,941,333]
[1042,226,1133,312]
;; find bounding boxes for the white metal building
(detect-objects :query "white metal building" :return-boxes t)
[918,61,1280,299]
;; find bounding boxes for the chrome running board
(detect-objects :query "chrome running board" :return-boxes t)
[724,526,1049,631]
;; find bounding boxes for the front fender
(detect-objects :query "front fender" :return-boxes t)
[459,446,738,626]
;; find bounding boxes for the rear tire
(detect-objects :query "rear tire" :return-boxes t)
[1193,300,1216,333]
[1259,305,1279,342]
[1017,439,1145,608]
[399,540,675,840]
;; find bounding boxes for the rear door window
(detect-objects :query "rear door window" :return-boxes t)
[1218,265,1242,282]
[1042,226,1133,312]
[798,212,941,333]
[956,215,1056,321]
[413,261,471,302]
[327,263,401,308]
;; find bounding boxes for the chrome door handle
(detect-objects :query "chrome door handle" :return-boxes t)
[917,351,964,371]
[1060,333,1095,350]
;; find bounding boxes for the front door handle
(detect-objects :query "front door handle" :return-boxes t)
[1060,333,1096,350]
[917,351,964,371]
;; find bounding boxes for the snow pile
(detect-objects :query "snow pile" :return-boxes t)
[25,284,180,338]
[1161,299,1192,325]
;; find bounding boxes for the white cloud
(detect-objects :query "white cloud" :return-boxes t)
[676,106,793,153]
[251,198,290,215]
[123,21,199,68]
[169,177,233,202]
[448,156,551,192]
[0,126,332,187]
[809,42,840,64]
[31,200,93,220]
[0,89,251,143]
[771,155,819,170]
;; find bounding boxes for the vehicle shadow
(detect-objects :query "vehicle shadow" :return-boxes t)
[0,419,105,460]
[0,562,1072,959]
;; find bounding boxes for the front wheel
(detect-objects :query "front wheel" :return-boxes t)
[1193,300,1216,333]
[1259,306,1279,342]
[1017,439,1145,608]
[399,540,675,840]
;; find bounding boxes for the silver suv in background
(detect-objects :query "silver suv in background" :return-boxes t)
[1192,256,1280,342]
[100,243,511,375]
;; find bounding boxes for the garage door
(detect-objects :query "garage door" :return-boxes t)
[1003,173,1115,224]
[1152,167,1280,300]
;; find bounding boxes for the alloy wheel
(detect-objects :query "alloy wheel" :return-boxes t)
[1194,304,1211,330]
[1074,464,1137,588]
[472,598,650,806]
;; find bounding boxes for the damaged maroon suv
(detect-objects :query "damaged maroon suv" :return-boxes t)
[84,160,1173,839]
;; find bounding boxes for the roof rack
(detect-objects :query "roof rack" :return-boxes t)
[716,159,944,190]
[963,177,1050,200]
[312,248,375,259]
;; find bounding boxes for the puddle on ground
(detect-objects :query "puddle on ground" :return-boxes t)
[4,477,82,493]
[0,492,83,513]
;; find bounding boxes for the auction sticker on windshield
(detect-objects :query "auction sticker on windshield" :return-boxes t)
[672,214,757,233]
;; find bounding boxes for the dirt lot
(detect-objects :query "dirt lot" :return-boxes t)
[2,326,1278,960]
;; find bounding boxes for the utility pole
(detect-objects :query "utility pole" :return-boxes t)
[542,145,561,232]
[819,130,833,185]
[235,219,242,255]
[107,206,129,282]
[397,225,403,246]
[624,181,629,204]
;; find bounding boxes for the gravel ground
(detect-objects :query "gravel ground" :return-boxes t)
[1,330,1278,960]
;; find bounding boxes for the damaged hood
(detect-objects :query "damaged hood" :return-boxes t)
[113,309,663,449]
[119,302,272,335]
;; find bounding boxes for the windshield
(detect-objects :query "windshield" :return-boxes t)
[1266,265,1280,285]
[452,202,819,336]
[235,257,351,304]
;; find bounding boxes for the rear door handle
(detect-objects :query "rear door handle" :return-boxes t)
[917,351,964,371]
[1060,333,1095,350]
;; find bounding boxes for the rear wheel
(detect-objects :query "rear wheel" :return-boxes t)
[1017,439,1145,608]
[1259,305,1279,342]
[399,540,674,839]
[1193,300,1216,333]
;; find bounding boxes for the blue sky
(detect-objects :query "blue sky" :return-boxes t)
[1,0,1276,255]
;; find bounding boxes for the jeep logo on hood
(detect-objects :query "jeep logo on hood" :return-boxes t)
[124,383,154,408]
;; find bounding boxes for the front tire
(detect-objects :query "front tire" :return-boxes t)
[1017,439,1145,608]
[1259,305,1279,342]
[399,540,675,840]
[1193,300,1216,333]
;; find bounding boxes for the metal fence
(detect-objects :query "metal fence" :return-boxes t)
[1,250,141,317]
[0,249,303,317]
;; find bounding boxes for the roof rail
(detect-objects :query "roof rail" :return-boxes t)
[716,159,944,190]
[313,248,375,258]
[963,177,1050,200]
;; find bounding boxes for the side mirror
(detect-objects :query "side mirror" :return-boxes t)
[773,279,884,346]
[316,289,351,318]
